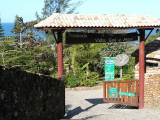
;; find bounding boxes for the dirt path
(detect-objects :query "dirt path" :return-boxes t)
[64,88,160,120]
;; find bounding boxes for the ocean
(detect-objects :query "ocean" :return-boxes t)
[1,23,158,43]
[1,23,46,39]
[2,23,15,37]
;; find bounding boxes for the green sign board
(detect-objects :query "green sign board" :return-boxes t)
[105,58,115,81]
[109,87,135,98]
[119,91,135,97]
[109,87,117,98]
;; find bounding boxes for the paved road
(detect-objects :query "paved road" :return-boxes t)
[64,88,160,120]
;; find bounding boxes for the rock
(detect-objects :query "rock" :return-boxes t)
[1,93,4,100]
[14,111,18,117]
[13,91,17,97]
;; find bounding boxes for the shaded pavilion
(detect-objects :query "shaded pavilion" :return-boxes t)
[34,13,160,109]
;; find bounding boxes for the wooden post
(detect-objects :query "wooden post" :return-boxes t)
[57,31,65,116]
[103,81,106,101]
[138,29,145,109]
[57,31,63,79]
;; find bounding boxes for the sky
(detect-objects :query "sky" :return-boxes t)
[0,0,160,23]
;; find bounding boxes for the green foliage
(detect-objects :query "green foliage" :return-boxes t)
[114,65,131,77]
[64,68,85,87]
[36,0,82,20]
[114,66,120,77]
[63,43,105,87]
[0,17,4,39]
[145,35,158,44]
[24,46,56,74]
[100,42,131,57]
[12,15,26,48]
[64,43,104,70]
[0,15,54,76]
[145,30,160,44]
[127,57,135,73]
[97,42,132,76]
[64,68,99,88]
[115,57,135,79]
[25,20,39,32]
[0,23,138,87]
[11,16,47,48]
[0,38,56,75]
[12,15,25,35]
[80,71,99,87]
[35,0,83,47]
[123,73,135,80]
[81,62,90,70]
[47,34,55,44]
[63,31,136,86]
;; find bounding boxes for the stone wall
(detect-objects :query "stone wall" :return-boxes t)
[134,58,160,107]
[0,66,65,120]
[134,58,160,79]
[134,64,160,107]
[144,74,160,107]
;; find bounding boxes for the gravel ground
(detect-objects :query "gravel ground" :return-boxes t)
[63,88,160,120]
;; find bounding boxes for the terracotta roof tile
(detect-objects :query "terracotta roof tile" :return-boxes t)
[34,13,160,29]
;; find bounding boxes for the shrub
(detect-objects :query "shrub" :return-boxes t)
[123,73,135,80]
[64,68,85,88]
[64,69,100,88]
[80,71,99,87]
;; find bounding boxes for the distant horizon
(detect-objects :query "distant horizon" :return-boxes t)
[1,22,158,38]
[1,23,46,39]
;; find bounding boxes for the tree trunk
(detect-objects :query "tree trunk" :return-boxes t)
[71,48,76,75]
[86,65,89,75]
[66,66,69,73]
[20,32,22,48]
[71,65,76,75]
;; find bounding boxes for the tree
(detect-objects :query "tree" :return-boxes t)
[12,15,26,48]
[35,0,83,49]
[36,0,82,20]
[145,30,160,44]
[0,17,4,39]
[0,37,55,75]
[35,0,83,75]
[100,42,131,57]
[0,37,18,68]
[63,43,104,75]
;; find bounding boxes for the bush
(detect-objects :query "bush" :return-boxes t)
[80,71,99,87]
[114,57,135,78]
[64,68,85,88]
[64,69,100,88]
[123,73,135,80]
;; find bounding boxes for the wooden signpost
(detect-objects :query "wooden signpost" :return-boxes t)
[66,32,139,44]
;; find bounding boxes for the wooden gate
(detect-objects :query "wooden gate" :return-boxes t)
[103,80,139,107]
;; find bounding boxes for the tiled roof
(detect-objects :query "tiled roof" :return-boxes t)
[131,38,160,58]
[34,13,160,29]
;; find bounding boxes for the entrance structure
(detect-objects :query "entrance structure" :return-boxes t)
[34,13,160,109]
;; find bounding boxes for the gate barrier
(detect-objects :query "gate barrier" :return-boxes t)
[103,80,139,107]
